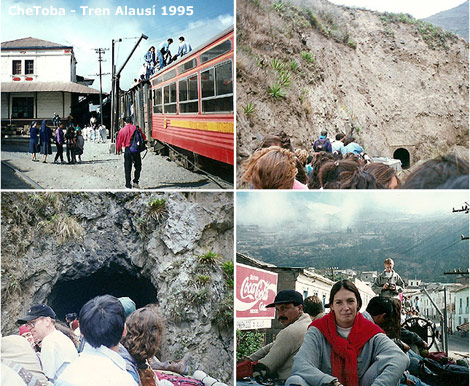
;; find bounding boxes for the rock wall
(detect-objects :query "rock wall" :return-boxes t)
[1,192,234,382]
[237,0,469,183]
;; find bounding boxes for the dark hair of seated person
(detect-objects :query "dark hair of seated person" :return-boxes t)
[339,169,381,189]
[304,295,324,318]
[401,154,469,189]
[318,159,360,189]
[366,296,401,339]
[307,152,335,189]
[79,294,125,349]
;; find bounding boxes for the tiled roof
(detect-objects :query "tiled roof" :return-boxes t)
[1,37,73,50]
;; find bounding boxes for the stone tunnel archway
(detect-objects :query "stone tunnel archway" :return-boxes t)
[47,262,157,321]
[393,148,411,169]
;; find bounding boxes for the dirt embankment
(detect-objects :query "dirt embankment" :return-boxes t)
[236,0,469,182]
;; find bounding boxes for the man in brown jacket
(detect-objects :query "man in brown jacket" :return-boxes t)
[247,290,312,383]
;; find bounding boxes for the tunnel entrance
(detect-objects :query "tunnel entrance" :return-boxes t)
[393,148,411,169]
[47,262,157,322]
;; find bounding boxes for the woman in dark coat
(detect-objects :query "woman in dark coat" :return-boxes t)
[39,120,53,163]
[28,121,39,161]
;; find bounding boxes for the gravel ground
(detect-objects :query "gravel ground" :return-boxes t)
[2,137,231,190]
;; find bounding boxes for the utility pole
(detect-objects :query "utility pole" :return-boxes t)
[112,33,148,150]
[93,48,109,126]
[111,38,122,143]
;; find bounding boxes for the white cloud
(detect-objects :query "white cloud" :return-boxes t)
[237,191,469,229]
[1,0,233,90]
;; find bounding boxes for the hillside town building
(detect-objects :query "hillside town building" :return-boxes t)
[1,37,100,130]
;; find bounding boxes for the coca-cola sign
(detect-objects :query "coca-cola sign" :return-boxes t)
[236,263,277,319]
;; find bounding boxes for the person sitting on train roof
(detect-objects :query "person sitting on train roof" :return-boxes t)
[157,38,173,70]
[238,290,312,384]
[177,36,192,58]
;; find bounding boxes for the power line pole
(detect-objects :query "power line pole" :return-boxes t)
[93,48,109,126]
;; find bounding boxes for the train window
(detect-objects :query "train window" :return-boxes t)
[179,74,198,113]
[200,40,231,64]
[163,69,176,82]
[201,68,215,98]
[153,88,162,114]
[164,82,177,114]
[201,60,233,113]
[178,58,197,74]
[152,77,163,86]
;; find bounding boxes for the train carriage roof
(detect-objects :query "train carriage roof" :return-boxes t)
[152,26,234,77]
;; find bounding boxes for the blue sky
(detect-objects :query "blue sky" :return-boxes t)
[1,0,234,90]
[329,0,466,19]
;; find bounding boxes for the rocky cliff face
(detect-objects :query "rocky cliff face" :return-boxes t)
[237,0,469,182]
[1,192,234,382]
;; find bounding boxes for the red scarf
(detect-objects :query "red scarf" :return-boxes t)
[310,312,384,386]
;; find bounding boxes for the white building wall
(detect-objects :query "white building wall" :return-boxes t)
[1,49,73,82]
[295,273,333,310]
[355,278,376,313]
[37,92,64,118]
[453,288,469,331]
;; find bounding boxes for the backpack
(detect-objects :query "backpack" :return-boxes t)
[129,126,146,153]
[314,138,330,152]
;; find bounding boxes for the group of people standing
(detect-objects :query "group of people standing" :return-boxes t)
[142,36,192,80]
[29,121,84,165]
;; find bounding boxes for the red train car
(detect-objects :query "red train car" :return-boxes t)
[150,27,234,167]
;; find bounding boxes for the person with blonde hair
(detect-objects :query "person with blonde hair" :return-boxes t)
[242,146,307,189]
[372,258,406,298]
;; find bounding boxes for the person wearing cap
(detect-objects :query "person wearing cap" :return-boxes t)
[17,304,78,382]
[56,294,137,386]
[244,290,312,383]
[313,130,332,153]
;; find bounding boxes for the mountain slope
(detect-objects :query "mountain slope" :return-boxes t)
[236,0,469,183]
[423,1,469,40]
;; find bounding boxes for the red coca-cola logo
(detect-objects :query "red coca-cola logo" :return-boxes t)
[240,275,271,302]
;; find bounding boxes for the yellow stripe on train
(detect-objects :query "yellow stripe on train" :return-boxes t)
[169,120,234,134]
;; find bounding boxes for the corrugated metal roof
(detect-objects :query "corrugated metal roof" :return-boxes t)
[1,82,103,94]
[1,37,72,50]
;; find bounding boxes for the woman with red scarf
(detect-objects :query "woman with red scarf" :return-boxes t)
[286,280,409,386]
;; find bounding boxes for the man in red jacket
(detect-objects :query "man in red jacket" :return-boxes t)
[116,116,146,189]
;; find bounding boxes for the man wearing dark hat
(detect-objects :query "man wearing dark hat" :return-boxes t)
[17,304,78,382]
[245,290,312,382]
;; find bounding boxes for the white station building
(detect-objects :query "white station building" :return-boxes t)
[1,37,101,129]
